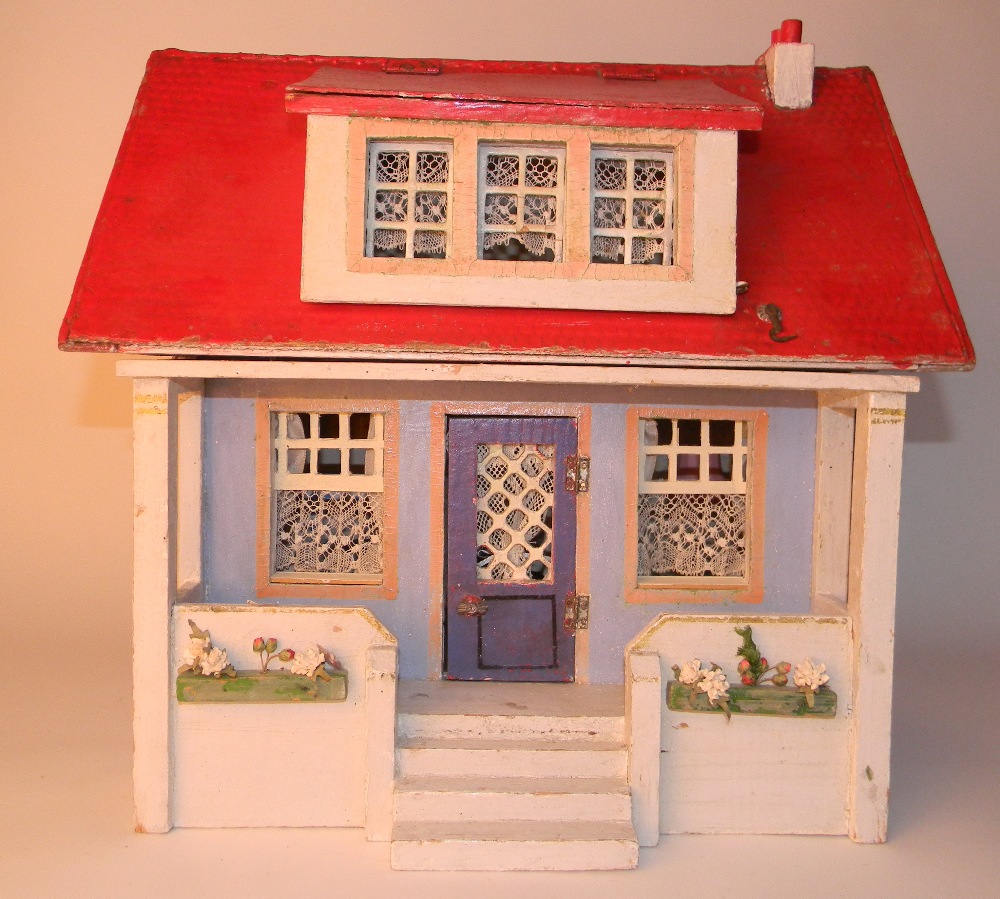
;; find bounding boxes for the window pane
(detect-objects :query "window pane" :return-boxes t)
[676,453,700,480]
[349,447,373,475]
[288,412,310,439]
[524,155,559,188]
[375,151,409,183]
[643,418,672,446]
[416,151,449,183]
[708,453,734,481]
[644,454,670,482]
[373,190,407,222]
[317,448,341,474]
[318,414,339,439]
[287,448,310,474]
[485,154,520,187]
[413,231,447,259]
[709,419,736,446]
[372,228,406,257]
[677,419,701,446]
[349,412,373,440]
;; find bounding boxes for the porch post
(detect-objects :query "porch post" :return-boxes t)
[130,378,181,833]
[847,390,907,842]
[626,648,661,846]
[365,643,398,841]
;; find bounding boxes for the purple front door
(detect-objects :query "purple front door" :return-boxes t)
[444,416,578,682]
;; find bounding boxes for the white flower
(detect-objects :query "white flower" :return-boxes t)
[182,636,210,669]
[793,659,829,692]
[698,668,730,705]
[200,646,230,676]
[290,646,327,677]
[677,659,703,686]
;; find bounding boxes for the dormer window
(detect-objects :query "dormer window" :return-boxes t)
[294,67,761,313]
[591,148,674,266]
[478,145,566,262]
[365,141,453,259]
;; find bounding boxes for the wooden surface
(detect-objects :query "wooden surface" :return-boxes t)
[634,614,852,835]
[287,67,763,130]
[666,681,837,717]
[131,378,179,834]
[117,359,922,392]
[176,670,348,702]
[170,607,395,829]
[846,391,907,842]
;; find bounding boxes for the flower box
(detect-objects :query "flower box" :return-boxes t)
[176,669,348,703]
[667,680,836,718]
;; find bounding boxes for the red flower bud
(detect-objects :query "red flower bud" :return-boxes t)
[278,649,295,662]
[253,637,265,653]
[741,675,754,685]
[737,659,751,673]
[264,638,278,654]
[777,662,791,674]
[773,674,788,686]
[760,657,768,669]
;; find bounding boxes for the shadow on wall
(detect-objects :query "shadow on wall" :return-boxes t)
[904,372,954,444]
[75,354,133,430]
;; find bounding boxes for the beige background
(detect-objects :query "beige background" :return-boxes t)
[3,1,998,894]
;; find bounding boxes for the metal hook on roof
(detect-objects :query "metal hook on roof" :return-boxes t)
[758,303,798,343]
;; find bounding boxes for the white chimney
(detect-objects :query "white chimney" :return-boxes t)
[760,19,815,109]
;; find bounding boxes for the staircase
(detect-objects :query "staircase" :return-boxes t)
[389,681,638,871]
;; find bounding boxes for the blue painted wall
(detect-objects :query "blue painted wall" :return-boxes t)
[201,386,815,683]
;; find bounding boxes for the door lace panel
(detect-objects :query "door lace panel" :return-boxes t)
[476,443,554,581]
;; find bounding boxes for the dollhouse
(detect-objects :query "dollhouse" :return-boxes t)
[60,22,973,870]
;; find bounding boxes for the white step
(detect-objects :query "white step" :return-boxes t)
[397,711,624,743]
[394,775,632,823]
[390,819,639,871]
[396,737,627,779]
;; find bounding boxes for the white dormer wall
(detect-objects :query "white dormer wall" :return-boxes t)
[300,115,740,314]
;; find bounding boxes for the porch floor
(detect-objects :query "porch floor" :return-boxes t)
[397,680,625,718]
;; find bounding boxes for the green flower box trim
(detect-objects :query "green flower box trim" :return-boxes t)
[177,669,348,703]
[667,681,836,718]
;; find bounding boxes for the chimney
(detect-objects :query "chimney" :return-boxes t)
[760,19,815,109]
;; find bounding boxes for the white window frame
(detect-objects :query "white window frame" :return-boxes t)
[364,141,453,260]
[255,400,399,600]
[477,143,567,262]
[625,407,767,604]
[274,410,385,493]
[305,116,739,312]
[590,147,674,266]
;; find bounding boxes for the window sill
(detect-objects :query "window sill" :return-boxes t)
[626,580,762,605]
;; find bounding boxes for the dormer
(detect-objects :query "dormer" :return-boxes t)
[287,62,762,315]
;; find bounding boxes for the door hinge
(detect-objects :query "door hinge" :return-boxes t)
[564,455,591,493]
[564,593,590,632]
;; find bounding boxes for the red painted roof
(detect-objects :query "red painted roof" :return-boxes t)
[286,68,764,130]
[60,49,974,371]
